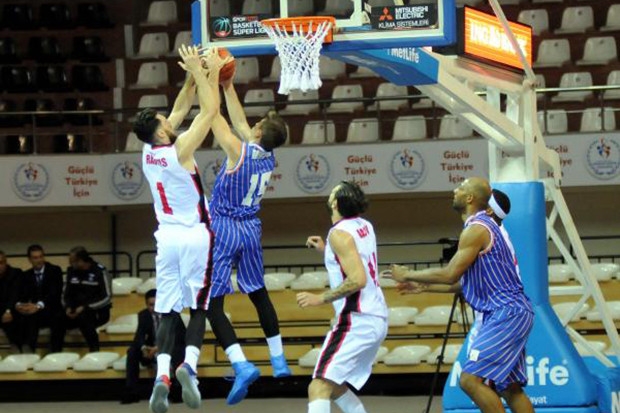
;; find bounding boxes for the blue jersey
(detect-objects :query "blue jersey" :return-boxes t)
[460,211,532,313]
[210,142,275,220]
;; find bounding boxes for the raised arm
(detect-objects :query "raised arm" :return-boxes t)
[167,74,196,131]
[211,113,242,165]
[221,77,252,141]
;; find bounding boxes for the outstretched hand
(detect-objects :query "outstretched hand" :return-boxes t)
[381,264,410,283]
[396,281,428,295]
[178,45,202,74]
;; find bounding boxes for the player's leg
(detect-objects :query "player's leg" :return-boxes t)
[500,383,534,413]
[238,219,290,377]
[308,378,337,413]
[459,373,505,413]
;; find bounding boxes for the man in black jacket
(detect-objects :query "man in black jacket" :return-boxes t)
[0,251,22,351]
[15,245,63,353]
[122,289,186,404]
[51,247,112,352]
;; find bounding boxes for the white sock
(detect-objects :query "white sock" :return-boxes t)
[225,344,247,364]
[156,354,171,378]
[334,390,367,413]
[308,399,330,413]
[184,345,200,372]
[266,334,284,357]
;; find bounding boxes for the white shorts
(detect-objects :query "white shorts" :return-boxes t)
[154,224,213,313]
[313,312,387,390]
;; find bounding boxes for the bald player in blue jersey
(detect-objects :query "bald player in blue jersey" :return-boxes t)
[388,177,535,413]
[205,68,290,405]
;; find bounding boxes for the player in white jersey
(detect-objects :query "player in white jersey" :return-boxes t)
[298,181,388,413]
[133,46,227,413]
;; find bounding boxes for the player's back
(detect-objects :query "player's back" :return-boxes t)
[210,143,275,220]
[142,144,209,227]
[325,217,387,319]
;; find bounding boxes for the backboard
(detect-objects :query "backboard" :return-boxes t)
[192,0,456,57]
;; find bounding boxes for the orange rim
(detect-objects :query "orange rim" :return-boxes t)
[261,16,336,43]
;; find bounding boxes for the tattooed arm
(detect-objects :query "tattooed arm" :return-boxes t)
[296,229,366,308]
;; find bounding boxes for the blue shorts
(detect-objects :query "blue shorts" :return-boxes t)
[463,307,534,392]
[210,215,265,297]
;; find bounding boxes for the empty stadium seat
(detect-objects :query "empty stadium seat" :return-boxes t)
[534,39,571,68]
[518,9,549,36]
[72,65,107,91]
[328,85,364,113]
[536,74,546,101]
[0,38,19,64]
[347,118,379,143]
[244,88,275,117]
[138,94,169,110]
[137,277,157,294]
[586,301,620,321]
[413,306,452,326]
[137,33,170,58]
[24,98,62,127]
[552,72,593,102]
[574,341,607,356]
[373,346,389,364]
[36,66,70,92]
[319,57,346,80]
[438,115,473,139]
[601,4,620,32]
[299,348,321,367]
[170,31,193,56]
[106,314,138,334]
[369,83,409,111]
[29,37,64,63]
[39,3,73,29]
[64,98,101,126]
[130,62,169,89]
[1,4,34,30]
[301,120,335,144]
[77,2,112,28]
[388,307,419,326]
[548,264,573,283]
[72,36,107,62]
[553,302,590,322]
[262,57,281,83]
[112,354,129,371]
[282,90,320,115]
[555,6,594,34]
[112,277,144,295]
[0,354,40,373]
[209,0,230,16]
[125,132,144,152]
[392,115,427,141]
[234,57,260,84]
[427,344,463,365]
[143,1,178,25]
[379,277,397,288]
[242,0,272,15]
[604,71,620,100]
[349,65,379,78]
[73,352,120,372]
[538,110,568,135]
[33,352,81,372]
[2,66,35,93]
[580,107,616,132]
[591,263,620,281]
[456,306,475,325]
[291,271,329,290]
[577,37,618,66]
[384,345,432,365]
[264,272,297,291]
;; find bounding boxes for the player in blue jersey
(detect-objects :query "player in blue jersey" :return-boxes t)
[387,178,535,413]
[204,68,290,405]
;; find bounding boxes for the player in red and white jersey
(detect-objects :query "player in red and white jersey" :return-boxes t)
[133,46,227,413]
[298,181,388,413]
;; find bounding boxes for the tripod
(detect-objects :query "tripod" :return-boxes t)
[424,293,471,413]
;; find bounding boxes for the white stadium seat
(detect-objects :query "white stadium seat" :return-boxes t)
[604,71,620,100]
[0,354,41,373]
[553,302,590,322]
[534,39,570,68]
[137,32,170,58]
[169,31,193,56]
[113,354,128,371]
[438,115,473,139]
[536,74,546,101]
[137,277,157,294]
[234,57,260,84]
[130,62,168,89]
[384,345,432,365]
[548,264,573,283]
[125,132,144,152]
[413,306,452,326]
[291,271,329,290]
[263,57,281,83]
[379,276,398,289]
[106,314,139,334]
[586,301,620,322]
[601,5,620,32]
[590,263,620,281]
[580,107,616,132]
[373,346,389,364]
[518,9,549,36]
[427,344,463,365]
[33,352,81,372]
[264,272,297,291]
[388,307,419,327]
[319,57,346,80]
[577,37,618,66]
[555,6,594,34]
[392,115,427,141]
[539,110,568,135]
[138,94,169,109]
[347,118,379,143]
[73,352,121,372]
[298,348,321,367]
[552,72,593,103]
[574,340,607,356]
[349,65,379,79]
[368,83,409,111]
[327,85,364,113]
[456,306,475,325]
[243,88,274,117]
[143,1,178,25]
[302,120,335,145]
[112,277,143,295]
[281,90,320,115]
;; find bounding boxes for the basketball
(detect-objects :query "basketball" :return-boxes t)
[218,48,235,83]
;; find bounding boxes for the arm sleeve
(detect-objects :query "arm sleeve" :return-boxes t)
[63,268,76,309]
[88,265,112,310]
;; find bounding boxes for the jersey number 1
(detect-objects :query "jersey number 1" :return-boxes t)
[156,182,173,215]
[242,172,272,207]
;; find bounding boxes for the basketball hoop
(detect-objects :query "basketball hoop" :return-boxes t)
[261,16,336,95]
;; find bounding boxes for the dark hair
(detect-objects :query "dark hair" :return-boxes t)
[334,181,368,218]
[27,244,44,257]
[69,246,91,263]
[145,289,157,301]
[259,110,287,151]
[133,108,161,144]
[491,188,511,215]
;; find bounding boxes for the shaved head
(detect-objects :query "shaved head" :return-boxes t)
[452,177,492,215]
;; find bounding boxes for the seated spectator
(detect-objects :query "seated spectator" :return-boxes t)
[122,289,185,404]
[0,251,22,352]
[15,244,63,353]
[51,247,112,352]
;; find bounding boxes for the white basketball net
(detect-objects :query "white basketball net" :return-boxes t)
[262,19,333,95]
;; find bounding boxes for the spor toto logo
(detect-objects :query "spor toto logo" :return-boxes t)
[295,154,331,194]
[585,137,620,180]
[111,161,145,200]
[389,148,426,190]
[12,162,51,202]
[212,17,232,38]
